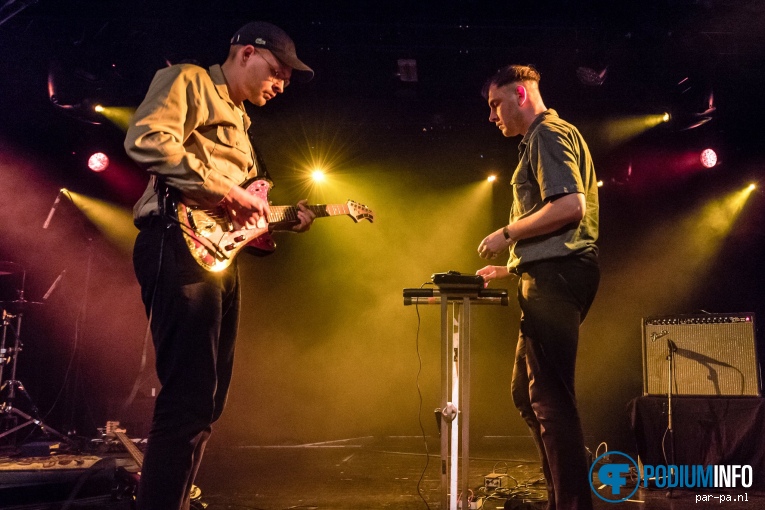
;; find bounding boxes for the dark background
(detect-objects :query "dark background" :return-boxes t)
[1,0,763,455]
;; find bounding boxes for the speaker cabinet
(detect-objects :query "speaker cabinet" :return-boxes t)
[642,313,760,396]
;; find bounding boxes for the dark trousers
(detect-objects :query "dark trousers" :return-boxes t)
[133,221,240,510]
[511,254,599,510]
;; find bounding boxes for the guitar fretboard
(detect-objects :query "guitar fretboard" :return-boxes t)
[115,431,144,467]
[268,204,347,222]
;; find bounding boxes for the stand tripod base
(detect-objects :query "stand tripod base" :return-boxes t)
[0,404,73,445]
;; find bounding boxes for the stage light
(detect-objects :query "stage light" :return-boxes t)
[748,183,756,191]
[700,149,718,169]
[94,105,136,131]
[311,169,326,182]
[597,180,604,188]
[64,191,137,253]
[487,174,497,183]
[87,152,109,172]
[597,113,671,147]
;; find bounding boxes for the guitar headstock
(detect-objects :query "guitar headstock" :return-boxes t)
[346,200,375,223]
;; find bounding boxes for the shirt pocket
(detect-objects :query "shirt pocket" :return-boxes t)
[216,125,248,154]
[510,164,534,218]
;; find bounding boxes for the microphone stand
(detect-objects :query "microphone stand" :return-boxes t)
[65,233,94,438]
[665,338,677,498]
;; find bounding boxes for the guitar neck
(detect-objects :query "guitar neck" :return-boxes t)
[268,204,348,223]
[115,431,144,467]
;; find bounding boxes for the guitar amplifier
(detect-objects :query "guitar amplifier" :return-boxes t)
[642,313,761,396]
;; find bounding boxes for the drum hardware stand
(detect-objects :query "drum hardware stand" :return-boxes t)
[0,268,73,446]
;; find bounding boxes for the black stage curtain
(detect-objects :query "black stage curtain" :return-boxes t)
[628,396,765,488]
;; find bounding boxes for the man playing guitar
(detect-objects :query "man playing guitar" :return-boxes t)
[125,22,315,510]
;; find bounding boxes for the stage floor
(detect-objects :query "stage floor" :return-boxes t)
[0,435,762,509]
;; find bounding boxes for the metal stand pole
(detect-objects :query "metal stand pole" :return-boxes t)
[439,298,471,510]
[405,287,507,510]
[665,338,677,498]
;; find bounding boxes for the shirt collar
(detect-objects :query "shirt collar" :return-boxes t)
[209,64,251,130]
[519,108,558,149]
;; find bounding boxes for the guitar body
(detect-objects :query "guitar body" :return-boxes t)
[174,178,375,272]
[176,179,276,273]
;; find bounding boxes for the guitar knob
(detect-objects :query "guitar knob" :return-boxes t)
[224,244,236,251]
[234,235,246,242]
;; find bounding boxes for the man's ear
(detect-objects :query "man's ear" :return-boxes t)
[241,45,255,63]
[516,85,527,106]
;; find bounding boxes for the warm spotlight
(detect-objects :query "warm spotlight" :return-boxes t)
[87,152,110,172]
[487,174,497,183]
[65,191,137,253]
[700,148,718,169]
[748,183,756,191]
[94,105,136,131]
[312,169,326,182]
[597,180,604,187]
[598,113,670,146]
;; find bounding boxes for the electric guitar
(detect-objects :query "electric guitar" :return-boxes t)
[107,421,205,508]
[174,178,375,272]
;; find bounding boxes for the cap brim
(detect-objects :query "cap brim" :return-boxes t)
[271,49,314,82]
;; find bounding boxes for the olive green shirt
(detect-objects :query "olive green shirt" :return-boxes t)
[507,109,599,271]
[125,63,258,223]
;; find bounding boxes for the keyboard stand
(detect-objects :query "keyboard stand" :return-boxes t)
[404,286,508,510]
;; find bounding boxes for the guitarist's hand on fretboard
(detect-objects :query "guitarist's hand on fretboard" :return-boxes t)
[290,199,316,233]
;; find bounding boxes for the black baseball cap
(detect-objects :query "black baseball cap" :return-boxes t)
[230,21,314,82]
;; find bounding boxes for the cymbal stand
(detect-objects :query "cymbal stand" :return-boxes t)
[0,272,72,445]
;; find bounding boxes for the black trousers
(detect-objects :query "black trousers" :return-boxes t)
[133,221,240,510]
[511,253,599,510]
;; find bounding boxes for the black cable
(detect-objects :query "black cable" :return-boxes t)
[415,281,435,510]
[120,222,169,416]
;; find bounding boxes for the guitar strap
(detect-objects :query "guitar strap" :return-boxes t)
[154,175,172,219]
[248,129,274,185]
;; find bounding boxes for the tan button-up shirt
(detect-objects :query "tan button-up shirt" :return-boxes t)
[126,63,258,222]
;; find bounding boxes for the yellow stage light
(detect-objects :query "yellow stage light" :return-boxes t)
[94,106,135,131]
[487,174,497,183]
[597,113,670,147]
[65,191,137,253]
[312,170,326,182]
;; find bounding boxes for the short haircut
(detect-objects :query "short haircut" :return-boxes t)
[482,64,541,99]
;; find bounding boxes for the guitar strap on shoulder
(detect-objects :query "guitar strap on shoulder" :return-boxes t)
[248,129,274,185]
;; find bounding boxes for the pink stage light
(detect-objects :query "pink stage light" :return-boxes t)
[87,152,110,172]
[699,148,717,169]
